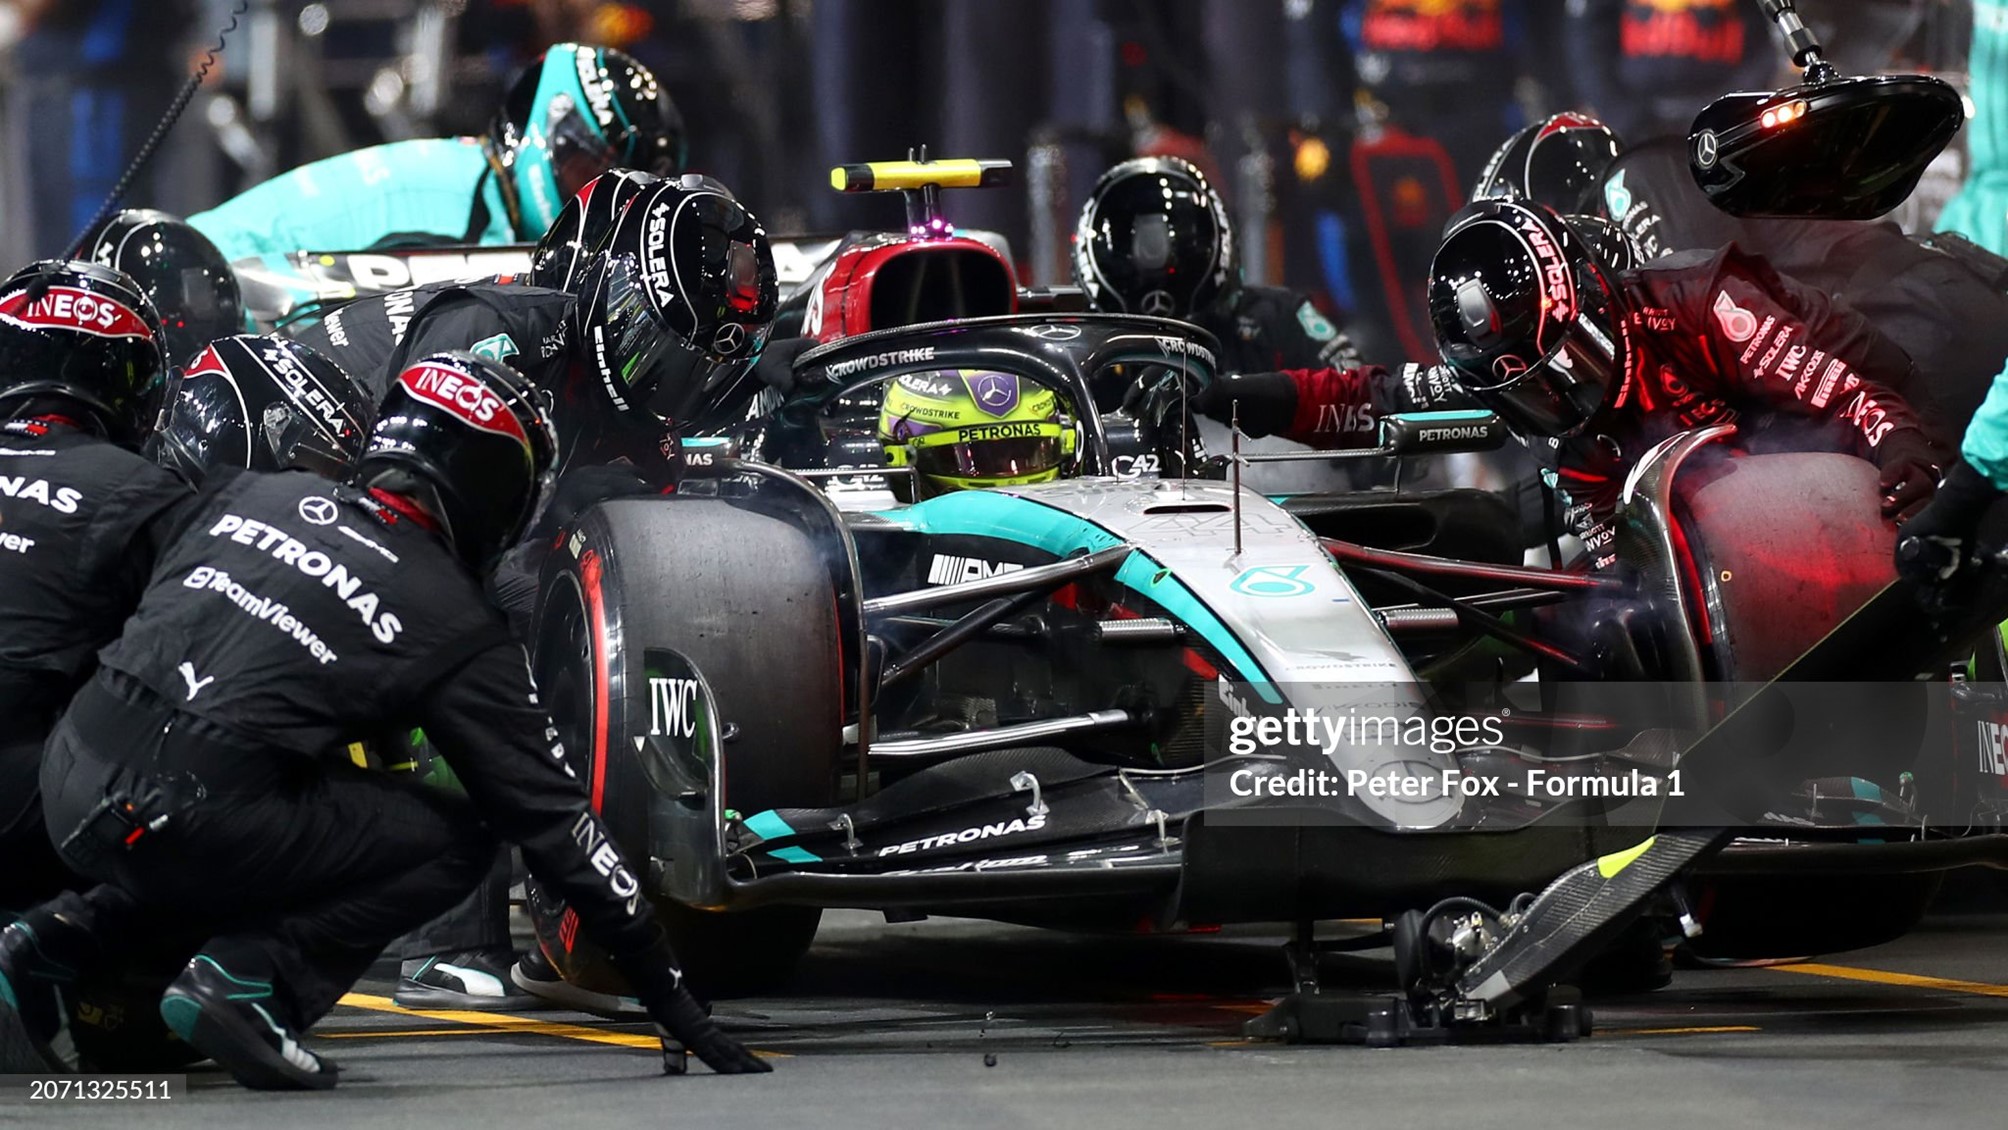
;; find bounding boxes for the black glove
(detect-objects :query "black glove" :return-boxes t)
[1876,428,1945,520]
[1126,370,1299,438]
[530,464,655,544]
[622,947,772,1075]
[751,335,817,396]
[1896,459,2004,586]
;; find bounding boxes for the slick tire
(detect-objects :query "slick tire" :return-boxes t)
[534,497,839,996]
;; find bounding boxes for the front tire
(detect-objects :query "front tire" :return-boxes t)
[532,496,841,995]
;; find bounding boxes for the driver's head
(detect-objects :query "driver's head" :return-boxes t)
[488,44,686,241]
[878,370,1076,499]
[1471,113,1624,216]
[1072,157,1234,320]
[1428,199,1633,440]
[567,178,778,431]
[149,335,372,484]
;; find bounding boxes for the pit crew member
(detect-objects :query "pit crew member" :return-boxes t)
[1073,157,1361,383]
[0,353,770,1089]
[1196,199,1944,550]
[0,260,188,908]
[187,45,684,262]
[82,209,245,366]
[289,176,778,1009]
[148,335,373,484]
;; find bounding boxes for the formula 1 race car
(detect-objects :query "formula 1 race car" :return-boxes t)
[520,308,2008,1019]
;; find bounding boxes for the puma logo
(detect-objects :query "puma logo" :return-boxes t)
[178,661,215,701]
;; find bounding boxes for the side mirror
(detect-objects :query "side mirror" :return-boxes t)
[1687,1,1962,221]
[1688,74,1964,220]
[1379,410,1510,456]
[1235,409,1510,466]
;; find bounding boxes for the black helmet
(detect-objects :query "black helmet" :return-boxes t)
[1428,199,1631,440]
[0,259,167,447]
[1471,113,1624,216]
[488,44,687,242]
[1072,156,1234,319]
[569,178,778,428]
[530,168,665,292]
[82,208,243,366]
[150,335,372,483]
[356,352,558,571]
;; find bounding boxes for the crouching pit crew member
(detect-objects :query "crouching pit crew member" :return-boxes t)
[290,175,779,1009]
[0,260,189,909]
[0,352,771,1089]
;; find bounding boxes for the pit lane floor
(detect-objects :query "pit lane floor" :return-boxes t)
[12,910,2008,1128]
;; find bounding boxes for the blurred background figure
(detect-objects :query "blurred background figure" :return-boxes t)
[1562,0,1778,144]
[0,0,199,261]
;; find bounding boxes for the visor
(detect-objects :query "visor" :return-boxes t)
[907,424,1066,485]
[1468,317,1620,439]
[546,101,618,199]
[593,253,764,425]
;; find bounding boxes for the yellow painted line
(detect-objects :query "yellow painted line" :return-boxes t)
[337,992,661,1048]
[1601,1025,1760,1037]
[1772,963,2008,999]
[333,992,789,1058]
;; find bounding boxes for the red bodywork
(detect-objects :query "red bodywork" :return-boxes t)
[802,231,1020,343]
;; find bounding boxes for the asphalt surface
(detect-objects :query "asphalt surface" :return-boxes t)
[11,908,2008,1128]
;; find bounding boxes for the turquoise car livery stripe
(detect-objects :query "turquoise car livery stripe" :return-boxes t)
[881,491,1282,702]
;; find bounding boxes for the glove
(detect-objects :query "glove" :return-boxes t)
[751,335,817,396]
[1145,370,1299,438]
[1896,459,2004,586]
[1876,428,1945,520]
[530,464,655,544]
[622,947,772,1075]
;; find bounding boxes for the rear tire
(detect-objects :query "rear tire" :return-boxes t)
[532,497,841,995]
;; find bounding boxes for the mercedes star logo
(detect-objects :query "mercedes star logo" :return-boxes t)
[976,377,1012,406]
[1027,323,1082,342]
[297,496,340,526]
[1139,290,1177,317]
[1491,354,1530,383]
[1693,130,1719,170]
[711,322,748,356]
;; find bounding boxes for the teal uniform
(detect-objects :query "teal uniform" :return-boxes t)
[1940,0,2008,255]
[1942,3,2008,489]
[188,138,517,263]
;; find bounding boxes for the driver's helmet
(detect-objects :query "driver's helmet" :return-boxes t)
[1471,113,1623,216]
[488,44,686,242]
[877,370,1077,499]
[1428,199,1632,440]
[1072,156,1234,319]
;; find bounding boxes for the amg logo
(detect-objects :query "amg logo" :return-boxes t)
[1416,426,1491,443]
[648,676,699,738]
[927,555,1024,586]
[827,347,936,378]
[1979,720,2008,777]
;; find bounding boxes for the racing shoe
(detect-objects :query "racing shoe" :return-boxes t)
[0,918,81,1072]
[159,952,336,1090]
[396,947,544,1011]
[510,947,646,1017]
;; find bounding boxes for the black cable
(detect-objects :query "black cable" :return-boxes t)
[63,0,251,260]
